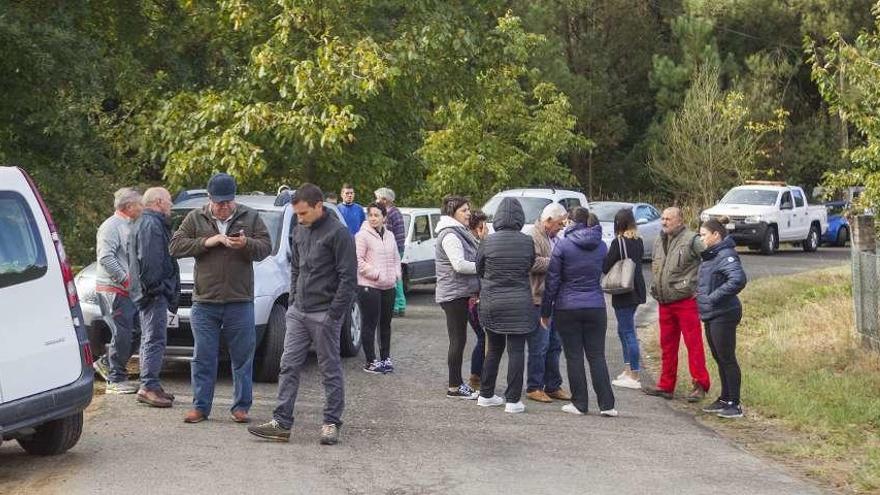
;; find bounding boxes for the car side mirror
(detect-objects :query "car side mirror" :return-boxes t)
[636,218,648,225]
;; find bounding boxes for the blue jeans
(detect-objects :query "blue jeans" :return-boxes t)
[614,305,640,372]
[527,311,563,392]
[98,292,138,383]
[190,301,255,416]
[139,297,169,390]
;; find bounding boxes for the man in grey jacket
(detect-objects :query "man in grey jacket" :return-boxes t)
[94,187,143,394]
[249,183,357,446]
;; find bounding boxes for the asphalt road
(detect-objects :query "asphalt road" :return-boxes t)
[0,248,849,495]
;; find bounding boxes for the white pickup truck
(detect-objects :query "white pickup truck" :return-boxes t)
[700,182,828,255]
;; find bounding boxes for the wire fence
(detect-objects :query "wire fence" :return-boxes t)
[851,215,880,351]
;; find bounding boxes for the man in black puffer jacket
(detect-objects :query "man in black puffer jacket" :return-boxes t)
[475,197,536,413]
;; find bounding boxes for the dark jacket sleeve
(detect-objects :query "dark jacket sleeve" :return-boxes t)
[169,210,207,258]
[245,213,272,262]
[603,238,621,274]
[708,253,747,304]
[138,217,166,296]
[476,241,486,279]
[540,244,564,318]
[288,227,300,307]
[328,228,358,322]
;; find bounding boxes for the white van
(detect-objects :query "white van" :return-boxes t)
[0,166,93,455]
[398,207,441,292]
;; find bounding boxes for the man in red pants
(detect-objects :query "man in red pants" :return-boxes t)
[645,207,710,402]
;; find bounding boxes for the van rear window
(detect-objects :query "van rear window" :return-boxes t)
[0,191,48,289]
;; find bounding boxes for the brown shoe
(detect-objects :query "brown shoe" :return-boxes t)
[231,410,250,423]
[527,390,553,403]
[687,383,707,403]
[546,389,572,401]
[157,387,175,401]
[468,374,481,391]
[183,409,207,423]
[643,386,674,400]
[137,388,172,408]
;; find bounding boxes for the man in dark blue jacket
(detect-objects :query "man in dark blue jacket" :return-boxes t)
[337,183,366,236]
[129,187,180,408]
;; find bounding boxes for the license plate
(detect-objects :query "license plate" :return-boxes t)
[725,223,735,231]
[167,312,179,329]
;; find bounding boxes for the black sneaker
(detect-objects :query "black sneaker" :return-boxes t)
[248,419,291,441]
[320,424,340,445]
[363,360,385,374]
[92,355,111,382]
[701,399,728,414]
[717,403,744,419]
[446,384,478,399]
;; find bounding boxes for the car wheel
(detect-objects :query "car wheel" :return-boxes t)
[17,412,83,456]
[339,300,362,358]
[253,303,286,383]
[836,226,849,247]
[803,225,820,253]
[760,226,777,255]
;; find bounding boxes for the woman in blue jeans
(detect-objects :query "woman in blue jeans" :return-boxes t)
[602,208,647,390]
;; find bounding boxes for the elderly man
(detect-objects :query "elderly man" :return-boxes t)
[526,203,572,403]
[248,184,357,445]
[93,187,143,394]
[129,187,180,408]
[645,207,710,402]
[337,183,365,236]
[170,173,271,424]
[375,187,406,316]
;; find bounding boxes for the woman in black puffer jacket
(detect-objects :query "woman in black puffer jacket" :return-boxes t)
[476,197,536,413]
[697,217,747,420]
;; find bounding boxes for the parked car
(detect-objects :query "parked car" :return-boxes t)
[398,207,441,292]
[482,188,589,234]
[822,200,850,247]
[74,193,362,383]
[700,182,828,255]
[589,201,661,260]
[0,166,93,455]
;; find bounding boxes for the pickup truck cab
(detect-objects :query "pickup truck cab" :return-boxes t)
[700,182,828,255]
[399,207,441,292]
[482,188,589,235]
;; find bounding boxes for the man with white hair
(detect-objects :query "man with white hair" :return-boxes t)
[375,187,407,316]
[93,187,144,394]
[526,202,572,403]
[129,187,180,407]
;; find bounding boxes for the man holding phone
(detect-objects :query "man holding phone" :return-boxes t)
[170,173,272,424]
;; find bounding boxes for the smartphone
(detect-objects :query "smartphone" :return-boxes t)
[227,231,242,238]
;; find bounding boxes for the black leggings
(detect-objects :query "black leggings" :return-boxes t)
[555,308,614,412]
[358,286,396,363]
[440,297,470,387]
[704,313,742,404]
[480,330,526,402]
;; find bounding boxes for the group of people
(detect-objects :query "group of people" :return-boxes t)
[92,172,747,448]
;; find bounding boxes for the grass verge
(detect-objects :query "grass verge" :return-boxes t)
[643,265,880,493]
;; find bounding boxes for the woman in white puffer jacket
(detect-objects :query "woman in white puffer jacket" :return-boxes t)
[355,202,402,374]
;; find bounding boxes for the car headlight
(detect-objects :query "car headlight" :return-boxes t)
[700,212,710,222]
[744,215,763,224]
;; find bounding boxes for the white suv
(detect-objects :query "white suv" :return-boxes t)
[482,188,589,234]
[0,166,93,455]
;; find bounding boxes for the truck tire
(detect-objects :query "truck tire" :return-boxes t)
[17,412,83,455]
[760,226,777,255]
[339,301,362,358]
[803,224,820,252]
[253,303,286,383]
[836,226,849,247]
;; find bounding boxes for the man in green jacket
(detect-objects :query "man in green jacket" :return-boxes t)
[169,173,271,424]
[645,207,711,402]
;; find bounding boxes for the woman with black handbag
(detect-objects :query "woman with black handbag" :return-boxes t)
[603,209,647,390]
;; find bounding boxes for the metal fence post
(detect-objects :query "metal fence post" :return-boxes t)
[851,215,879,350]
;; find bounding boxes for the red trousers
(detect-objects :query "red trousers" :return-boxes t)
[657,297,710,392]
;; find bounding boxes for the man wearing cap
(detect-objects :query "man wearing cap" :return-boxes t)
[170,173,272,424]
[375,187,406,316]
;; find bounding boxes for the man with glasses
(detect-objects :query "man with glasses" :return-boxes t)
[170,173,271,424]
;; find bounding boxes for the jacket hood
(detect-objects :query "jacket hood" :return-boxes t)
[493,197,525,232]
[565,223,603,250]
[701,235,737,260]
[435,215,467,234]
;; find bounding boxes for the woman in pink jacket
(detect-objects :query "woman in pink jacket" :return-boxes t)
[355,202,402,374]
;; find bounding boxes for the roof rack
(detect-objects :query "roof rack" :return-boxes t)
[743,180,787,187]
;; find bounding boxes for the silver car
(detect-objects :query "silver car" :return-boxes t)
[588,201,662,260]
[74,194,362,383]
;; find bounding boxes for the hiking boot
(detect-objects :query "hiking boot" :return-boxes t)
[546,389,572,401]
[363,360,385,374]
[504,401,525,414]
[382,358,394,374]
[717,403,744,419]
[248,419,291,441]
[105,380,138,395]
[468,374,481,391]
[446,384,478,400]
[643,386,674,400]
[231,410,250,423]
[156,387,175,401]
[477,395,504,407]
[320,424,340,445]
[701,398,728,414]
[136,388,172,408]
[527,390,553,403]
[183,409,207,424]
[687,384,707,403]
[561,403,584,416]
[92,355,111,382]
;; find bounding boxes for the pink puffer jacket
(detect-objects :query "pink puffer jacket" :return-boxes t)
[355,223,401,290]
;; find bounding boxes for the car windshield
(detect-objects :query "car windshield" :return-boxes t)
[589,203,631,222]
[719,189,778,206]
[170,208,284,252]
[482,197,552,225]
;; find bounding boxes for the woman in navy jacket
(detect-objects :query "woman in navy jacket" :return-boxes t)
[696,217,747,419]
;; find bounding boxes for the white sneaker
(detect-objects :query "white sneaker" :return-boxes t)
[615,370,628,381]
[612,376,642,390]
[600,409,619,417]
[561,403,584,415]
[504,401,525,414]
[477,395,505,407]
